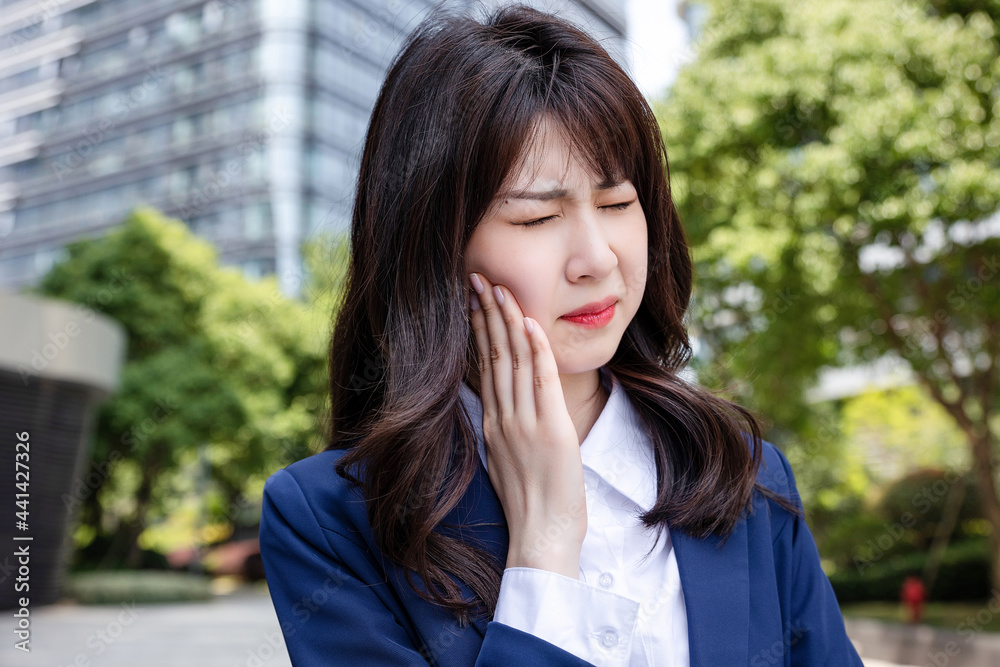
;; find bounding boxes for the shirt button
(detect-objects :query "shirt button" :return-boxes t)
[601,629,618,648]
[598,571,614,589]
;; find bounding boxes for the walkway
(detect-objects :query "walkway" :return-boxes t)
[846,617,1000,667]
[3,585,994,666]
[0,584,291,667]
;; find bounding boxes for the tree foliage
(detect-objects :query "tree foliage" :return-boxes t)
[658,0,1000,590]
[38,207,328,567]
[841,384,970,482]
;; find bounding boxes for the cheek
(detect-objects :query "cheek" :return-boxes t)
[497,261,550,315]
[465,237,553,316]
[622,216,649,291]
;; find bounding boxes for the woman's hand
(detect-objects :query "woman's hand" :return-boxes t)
[467,272,587,580]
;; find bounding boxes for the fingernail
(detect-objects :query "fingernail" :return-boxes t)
[523,317,534,333]
[469,292,480,311]
[469,273,484,294]
[492,286,504,306]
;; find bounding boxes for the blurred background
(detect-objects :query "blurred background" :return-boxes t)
[0,0,998,665]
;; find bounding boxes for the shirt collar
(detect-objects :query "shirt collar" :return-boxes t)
[458,366,657,511]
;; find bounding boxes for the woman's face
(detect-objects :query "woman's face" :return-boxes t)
[464,117,648,377]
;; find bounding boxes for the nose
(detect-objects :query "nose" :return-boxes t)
[565,210,618,282]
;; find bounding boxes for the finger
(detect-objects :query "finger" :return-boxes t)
[476,273,514,417]
[492,284,536,418]
[524,315,566,421]
[468,280,497,419]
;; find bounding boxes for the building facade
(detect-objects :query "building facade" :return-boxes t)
[0,0,629,296]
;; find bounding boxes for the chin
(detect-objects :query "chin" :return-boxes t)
[553,347,619,376]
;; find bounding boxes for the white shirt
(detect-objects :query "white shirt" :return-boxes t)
[458,365,690,667]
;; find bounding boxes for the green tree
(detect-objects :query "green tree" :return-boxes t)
[841,384,970,483]
[658,0,1000,589]
[300,225,351,321]
[38,207,326,567]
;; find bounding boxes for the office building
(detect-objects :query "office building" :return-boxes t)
[0,0,629,296]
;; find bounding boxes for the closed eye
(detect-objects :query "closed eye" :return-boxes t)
[517,215,556,228]
[516,199,636,228]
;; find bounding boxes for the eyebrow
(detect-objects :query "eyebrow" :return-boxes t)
[502,177,626,201]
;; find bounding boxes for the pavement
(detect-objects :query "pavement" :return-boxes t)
[1,584,996,666]
[845,617,1000,667]
[0,583,292,667]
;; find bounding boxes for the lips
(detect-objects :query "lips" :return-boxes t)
[561,295,619,318]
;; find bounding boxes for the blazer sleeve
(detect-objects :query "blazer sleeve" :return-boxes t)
[771,447,864,666]
[259,467,595,666]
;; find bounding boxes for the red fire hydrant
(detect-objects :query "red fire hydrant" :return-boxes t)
[900,575,926,623]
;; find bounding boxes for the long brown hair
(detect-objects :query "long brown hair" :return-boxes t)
[327,2,803,624]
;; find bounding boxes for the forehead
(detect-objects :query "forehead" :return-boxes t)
[499,120,609,195]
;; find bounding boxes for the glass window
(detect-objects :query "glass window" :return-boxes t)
[166,11,200,47]
[60,57,81,78]
[98,187,118,214]
[223,50,245,79]
[316,43,382,103]
[172,116,192,145]
[218,206,240,236]
[147,123,170,148]
[190,112,205,138]
[15,207,35,229]
[251,97,266,125]
[15,111,40,133]
[128,25,149,49]
[190,211,219,238]
[205,53,226,83]
[0,210,13,238]
[170,167,193,196]
[97,91,119,116]
[77,97,95,119]
[308,199,338,233]
[212,104,234,130]
[242,259,262,280]
[174,64,194,94]
[39,107,60,132]
[203,1,225,34]
[246,149,266,181]
[98,40,130,76]
[135,176,159,199]
[190,61,205,87]
[125,127,144,153]
[146,25,167,50]
[72,2,101,24]
[244,203,264,240]
[92,138,125,176]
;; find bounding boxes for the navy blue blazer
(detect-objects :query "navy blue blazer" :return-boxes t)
[259,439,864,666]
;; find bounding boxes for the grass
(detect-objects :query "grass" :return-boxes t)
[841,601,1000,633]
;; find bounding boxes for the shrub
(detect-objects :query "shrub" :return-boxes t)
[875,469,983,549]
[65,571,213,604]
[829,538,990,604]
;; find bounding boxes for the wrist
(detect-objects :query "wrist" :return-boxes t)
[506,541,581,579]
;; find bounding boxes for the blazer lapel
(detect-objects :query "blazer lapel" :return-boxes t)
[439,444,752,666]
[672,516,751,664]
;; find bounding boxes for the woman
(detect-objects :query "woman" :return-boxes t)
[259,3,864,665]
